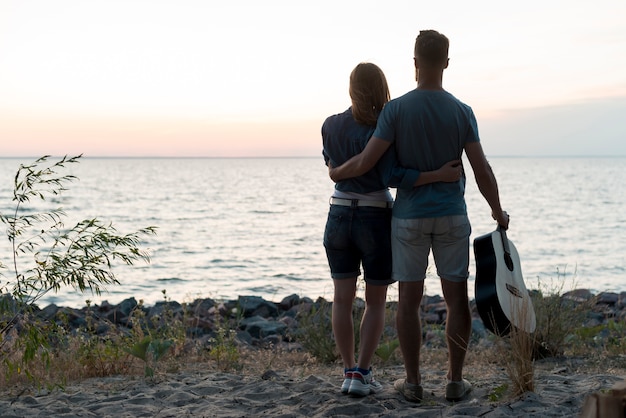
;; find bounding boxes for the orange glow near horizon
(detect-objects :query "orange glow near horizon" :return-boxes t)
[1,1,625,157]
[0,111,323,157]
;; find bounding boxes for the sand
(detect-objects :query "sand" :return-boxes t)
[0,360,623,417]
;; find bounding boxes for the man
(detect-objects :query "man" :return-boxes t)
[329,30,509,403]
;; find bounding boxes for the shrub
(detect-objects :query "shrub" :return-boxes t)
[0,155,156,385]
[531,289,592,358]
[292,298,338,364]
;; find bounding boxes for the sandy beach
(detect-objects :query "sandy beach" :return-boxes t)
[1,290,624,417]
[0,356,623,417]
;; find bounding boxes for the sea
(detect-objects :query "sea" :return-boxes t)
[1,156,625,309]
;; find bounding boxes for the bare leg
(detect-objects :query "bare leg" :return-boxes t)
[440,279,471,382]
[356,283,388,370]
[396,281,424,385]
[332,278,357,369]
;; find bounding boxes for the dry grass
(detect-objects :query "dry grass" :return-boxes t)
[2,322,625,401]
[491,295,537,396]
[493,326,535,396]
[193,338,626,388]
[1,289,625,401]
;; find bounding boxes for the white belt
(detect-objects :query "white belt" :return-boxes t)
[329,197,393,209]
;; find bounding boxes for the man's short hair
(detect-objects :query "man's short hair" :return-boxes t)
[414,30,449,67]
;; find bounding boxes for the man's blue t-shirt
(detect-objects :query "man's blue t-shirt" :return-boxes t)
[373,89,480,218]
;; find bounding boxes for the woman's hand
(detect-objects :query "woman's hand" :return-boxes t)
[327,162,338,182]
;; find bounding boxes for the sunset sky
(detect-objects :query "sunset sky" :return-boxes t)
[1,0,625,157]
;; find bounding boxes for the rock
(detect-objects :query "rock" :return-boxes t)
[38,304,59,321]
[238,296,279,318]
[278,294,300,310]
[189,298,217,315]
[148,300,183,318]
[4,288,625,362]
[563,289,594,303]
[597,292,619,306]
[240,315,287,339]
[471,318,487,339]
[118,297,138,316]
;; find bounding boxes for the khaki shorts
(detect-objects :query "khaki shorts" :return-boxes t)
[391,215,471,283]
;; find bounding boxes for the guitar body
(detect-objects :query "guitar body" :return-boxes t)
[474,228,536,336]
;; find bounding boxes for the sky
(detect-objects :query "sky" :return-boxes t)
[1,0,625,158]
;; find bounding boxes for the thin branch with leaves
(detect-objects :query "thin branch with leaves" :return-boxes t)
[0,155,157,381]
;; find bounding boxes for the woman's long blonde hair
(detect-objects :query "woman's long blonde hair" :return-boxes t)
[349,63,390,126]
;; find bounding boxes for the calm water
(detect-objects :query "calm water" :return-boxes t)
[0,157,624,308]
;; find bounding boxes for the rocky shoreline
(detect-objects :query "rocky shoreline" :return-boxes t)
[30,288,626,351]
[1,289,625,417]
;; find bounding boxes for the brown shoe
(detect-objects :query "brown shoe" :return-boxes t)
[445,379,472,402]
[394,379,423,402]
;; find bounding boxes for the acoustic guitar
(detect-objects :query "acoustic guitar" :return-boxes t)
[474,226,536,336]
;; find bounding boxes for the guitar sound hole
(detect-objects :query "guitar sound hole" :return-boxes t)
[505,283,523,298]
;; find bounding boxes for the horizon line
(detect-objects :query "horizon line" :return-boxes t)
[1,154,626,160]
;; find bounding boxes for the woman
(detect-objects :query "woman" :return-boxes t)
[322,62,460,396]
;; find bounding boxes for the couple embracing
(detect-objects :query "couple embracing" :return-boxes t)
[321,29,509,403]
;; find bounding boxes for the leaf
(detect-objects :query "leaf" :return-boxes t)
[375,339,400,362]
[125,336,151,361]
[149,339,174,362]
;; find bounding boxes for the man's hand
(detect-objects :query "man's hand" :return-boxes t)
[493,210,510,230]
[328,137,392,183]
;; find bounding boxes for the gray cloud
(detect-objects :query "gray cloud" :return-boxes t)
[479,97,626,156]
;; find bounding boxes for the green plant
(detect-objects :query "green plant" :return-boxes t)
[0,155,156,383]
[76,332,134,377]
[208,326,240,371]
[123,299,175,378]
[571,319,626,357]
[294,298,400,365]
[374,338,399,362]
[372,301,400,363]
[488,383,509,402]
[126,335,174,378]
[531,283,591,358]
[603,320,626,353]
[293,299,338,364]
[74,300,134,378]
[150,290,187,348]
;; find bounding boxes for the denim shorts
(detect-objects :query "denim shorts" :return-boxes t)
[323,204,394,285]
[391,215,471,283]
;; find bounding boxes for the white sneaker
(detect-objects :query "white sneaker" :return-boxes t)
[341,369,354,394]
[348,369,383,397]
